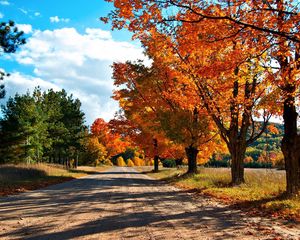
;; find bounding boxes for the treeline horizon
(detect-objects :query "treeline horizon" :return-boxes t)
[0,87,86,167]
[0,87,286,170]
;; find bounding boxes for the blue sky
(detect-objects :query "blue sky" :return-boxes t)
[0,0,146,125]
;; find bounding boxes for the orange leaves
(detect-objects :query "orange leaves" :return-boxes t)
[91,118,131,158]
[103,0,300,170]
[91,118,109,136]
[268,124,280,135]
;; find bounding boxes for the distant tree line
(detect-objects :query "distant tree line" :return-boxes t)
[206,123,285,169]
[0,88,86,167]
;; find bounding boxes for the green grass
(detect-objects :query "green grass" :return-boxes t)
[145,167,300,221]
[0,163,109,196]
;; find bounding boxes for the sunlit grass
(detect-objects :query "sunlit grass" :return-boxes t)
[144,167,299,220]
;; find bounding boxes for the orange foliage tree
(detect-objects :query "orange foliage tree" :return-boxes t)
[91,118,131,159]
[103,0,300,196]
[112,61,220,173]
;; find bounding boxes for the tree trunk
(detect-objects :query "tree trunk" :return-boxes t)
[153,138,159,172]
[228,141,246,185]
[75,153,79,169]
[281,94,300,196]
[154,155,159,172]
[185,145,199,174]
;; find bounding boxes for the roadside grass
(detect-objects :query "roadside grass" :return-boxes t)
[144,167,300,221]
[0,163,109,196]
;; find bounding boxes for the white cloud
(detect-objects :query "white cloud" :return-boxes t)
[85,28,112,40]
[34,12,41,17]
[50,16,70,23]
[10,27,147,125]
[1,72,60,97]
[19,8,28,15]
[0,12,3,18]
[0,0,9,5]
[16,24,33,34]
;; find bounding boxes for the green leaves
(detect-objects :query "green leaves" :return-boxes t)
[0,88,86,164]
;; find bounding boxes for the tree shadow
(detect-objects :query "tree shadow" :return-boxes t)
[0,166,48,180]
[0,169,249,239]
[0,169,297,240]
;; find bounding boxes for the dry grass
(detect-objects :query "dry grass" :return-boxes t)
[0,163,109,196]
[143,167,300,221]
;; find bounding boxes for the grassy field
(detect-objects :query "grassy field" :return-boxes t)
[0,163,109,196]
[140,167,300,221]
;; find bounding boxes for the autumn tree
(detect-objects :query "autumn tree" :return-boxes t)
[91,118,131,159]
[110,108,173,172]
[112,62,177,171]
[84,136,108,166]
[104,0,300,195]
[112,61,220,173]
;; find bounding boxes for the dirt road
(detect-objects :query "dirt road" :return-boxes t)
[0,167,299,240]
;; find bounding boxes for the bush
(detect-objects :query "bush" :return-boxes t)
[147,159,154,166]
[127,159,135,167]
[162,159,176,168]
[205,159,229,167]
[103,159,113,166]
[133,157,144,166]
[116,156,126,167]
[244,156,253,163]
[244,161,272,168]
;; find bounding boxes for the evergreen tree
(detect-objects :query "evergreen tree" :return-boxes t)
[0,21,26,99]
[0,88,86,165]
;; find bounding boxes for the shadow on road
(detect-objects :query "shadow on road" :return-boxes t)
[0,168,246,240]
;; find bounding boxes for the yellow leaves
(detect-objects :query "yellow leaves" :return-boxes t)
[133,156,144,166]
[116,156,126,166]
[86,136,108,165]
[127,159,135,167]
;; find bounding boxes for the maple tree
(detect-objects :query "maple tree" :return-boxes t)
[104,0,300,194]
[112,61,220,173]
[110,108,172,172]
[115,24,271,183]
[91,117,131,158]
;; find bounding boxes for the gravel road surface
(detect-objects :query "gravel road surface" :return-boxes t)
[0,167,299,239]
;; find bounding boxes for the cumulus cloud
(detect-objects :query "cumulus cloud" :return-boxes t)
[16,24,33,34]
[0,0,9,5]
[4,72,60,93]
[50,16,70,23]
[9,27,147,125]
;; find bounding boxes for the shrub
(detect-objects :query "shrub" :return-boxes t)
[133,157,144,166]
[116,156,126,167]
[162,159,176,168]
[205,159,229,167]
[127,159,135,167]
[244,156,253,163]
[103,159,113,166]
[147,159,154,166]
